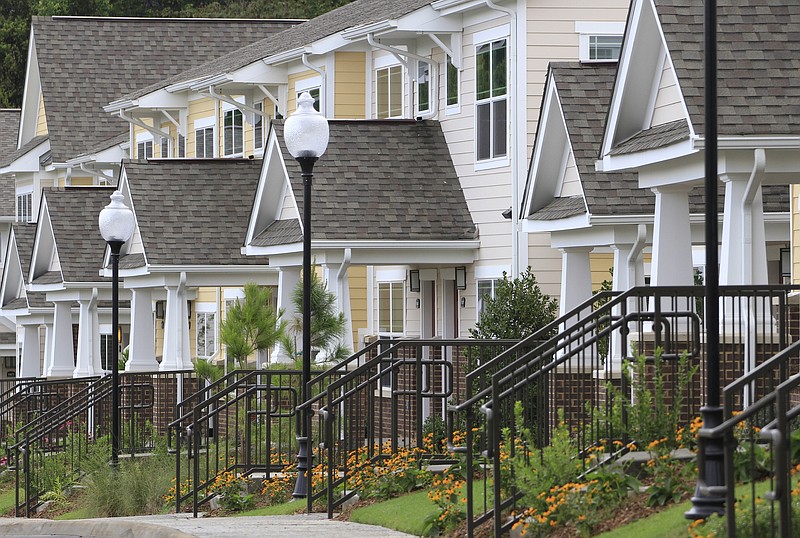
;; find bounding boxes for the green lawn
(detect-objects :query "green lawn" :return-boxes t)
[0,485,17,514]
[236,500,309,517]
[349,489,435,536]
[595,500,693,538]
[55,506,91,520]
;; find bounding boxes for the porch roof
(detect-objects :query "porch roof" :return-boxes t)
[655,0,800,138]
[32,16,298,163]
[121,159,267,268]
[272,119,476,243]
[610,119,690,156]
[0,109,19,157]
[0,135,48,169]
[11,223,47,309]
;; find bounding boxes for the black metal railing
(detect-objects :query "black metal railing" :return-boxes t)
[10,370,194,516]
[310,339,520,517]
[449,284,799,537]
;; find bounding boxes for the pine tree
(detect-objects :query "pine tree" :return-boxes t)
[219,283,285,369]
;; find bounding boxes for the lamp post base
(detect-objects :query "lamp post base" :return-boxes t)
[292,435,311,499]
[685,405,726,520]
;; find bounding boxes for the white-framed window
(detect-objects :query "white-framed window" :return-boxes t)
[378,281,405,335]
[223,108,244,157]
[160,136,171,158]
[195,303,217,358]
[194,117,215,158]
[576,22,625,62]
[475,27,508,163]
[254,101,264,151]
[16,190,32,223]
[446,55,460,110]
[296,87,320,112]
[296,77,322,112]
[477,278,502,317]
[376,63,403,119]
[416,60,430,115]
[177,134,186,158]
[100,334,113,370]
[136,132,153,160]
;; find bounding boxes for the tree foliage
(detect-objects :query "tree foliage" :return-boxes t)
[0,0,355,108]
[279,267,349,364]
[469,267,558,340]
[219,282,285,369]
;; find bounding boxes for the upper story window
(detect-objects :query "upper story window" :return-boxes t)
[194,117,214,158]
[416,61,430,115]
[160,136,171,158]
[195,303,217,358]
[475,33,508,162]
[16,191,32,223]
[177,134,186,158]
[136,133,153,160]
[446,55,459,108]
[296,77,322,113]
[223,109,244,157]
[254,102,264,151]
[576,22,625,63]
[376,64,403,119]
[378,281,405,335]
[477,278,501,316]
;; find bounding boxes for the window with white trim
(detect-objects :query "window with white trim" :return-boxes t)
[376,65,403,119]
[446,55,459,108]
[477,279,501,316]
[254,102,264,151]
[296,87,320,112]
[576,22,625,63]
[16,191,32,223]
[223,108,244,156]
[416,61,430,115]
[160,136,171,158]
[475,37,507,161]
[137,139,153,159]
[177,134,186,158]
[196,304,217,358]
[378,282,404,335]
[588,35,622,61]
[195,119,214,158]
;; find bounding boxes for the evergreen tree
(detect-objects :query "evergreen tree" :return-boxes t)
[219,282,285,369]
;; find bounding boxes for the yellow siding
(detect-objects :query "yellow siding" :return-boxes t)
[132,122,151,159]
[70,177,93,186]
[334,52,366,119]
[35,93,48,136]
[348,265,367,351]
[188,97,216,158]
[590,252,614,291]
[288,70,320,113]
[158,122,172,158]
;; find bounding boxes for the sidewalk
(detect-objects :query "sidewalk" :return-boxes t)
[0,512,418,537]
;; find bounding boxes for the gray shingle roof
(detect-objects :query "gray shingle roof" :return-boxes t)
[655,0,800,136]
[610,119,689,156]
[32,16,299,163]
[123,159,266,266]
[272,119,476,242]
[11,223,47,309]
[547,63,655,217]
[529,196,585,221]
[119,252,146,270]
[117,0,434,103]
[0,135,47,168]
[0,110,20,157]
[44,187,115,283]
[252,219,302,247]
[31,271,62,285]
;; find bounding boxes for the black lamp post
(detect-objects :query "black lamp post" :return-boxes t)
[686,0,726,520]
[99,190,135,467]
[285,92,329,499]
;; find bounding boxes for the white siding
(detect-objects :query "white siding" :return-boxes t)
[650,61,684,127]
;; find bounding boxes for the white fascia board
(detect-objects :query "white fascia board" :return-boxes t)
[137,90,189,110]
[242,242,303,257]
[520,214,590,234]
[244,240,481,261]
[189,74,232,92]
[27,282,64,293]
[225,62,288,85]
[597,138,695,173]
[588,214,653,226]
[166,77,208,94]
[0,139,50,175]
[103,99,135,113]
[65,142,126,167]
[692,136,800,150]
[636,149,705,188]
[432,0,489,16]
[121,267,278,289]
[264,47,307,65]
[341,20,398,40]
[550,225,640,249]
[45,286,102,302]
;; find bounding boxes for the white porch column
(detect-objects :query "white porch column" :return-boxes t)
[274,267,301,363]
[73,290,101,377]
[720,176,768,286]
[126,288,158,372]
[42,323,53,377]
[46,300,75,378]
[329,254,354,357]
[650,185,694,287]
[559,247,593,316]
[160,278,190,371]
[19,324,41,378]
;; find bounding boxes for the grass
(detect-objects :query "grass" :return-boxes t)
[0,485,17,514]
[595,499,693,538]
[349,489,436,536]
[55,506,91,520]
[236,500,309,517]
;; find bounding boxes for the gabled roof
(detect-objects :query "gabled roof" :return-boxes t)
[121,159,265,267]
[655,0,800,137]
[0,109,20,157]
[255,119,476,245]
[31,16,299,163]
[115,0,433,103]
[0,135,48,169]
[1,223,46,310]
[38,187,114,284]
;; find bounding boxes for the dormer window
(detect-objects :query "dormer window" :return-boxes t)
[16,189,32,223]
[194,117,214,158]
[375,54,403,119]
[223,108,244,157]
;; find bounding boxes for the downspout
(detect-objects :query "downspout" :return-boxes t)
[301,53,328,117]
[366,34,439,120]
[336,249,352,354]
[742,148,766,394]
[626,223,647,286]
[484,0,519,277]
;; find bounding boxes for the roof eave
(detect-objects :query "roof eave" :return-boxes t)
[597,138,695,172]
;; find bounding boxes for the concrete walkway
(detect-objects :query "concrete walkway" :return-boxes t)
[0,513,418,537]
